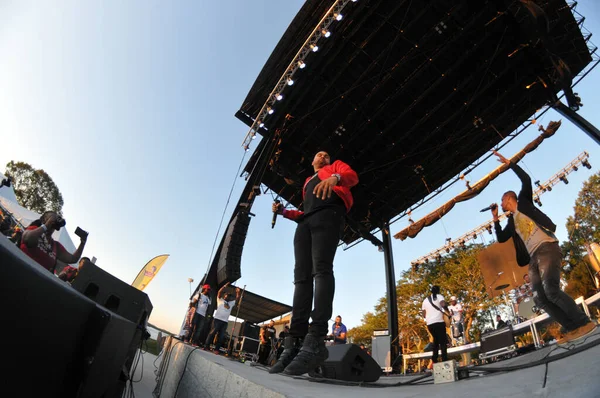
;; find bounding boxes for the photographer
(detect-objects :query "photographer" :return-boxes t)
[20,211,87,274]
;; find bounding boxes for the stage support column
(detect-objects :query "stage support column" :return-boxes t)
[553,100,600,146]
[381,221,401,371]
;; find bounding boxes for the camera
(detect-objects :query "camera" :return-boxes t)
[53,216,66,230]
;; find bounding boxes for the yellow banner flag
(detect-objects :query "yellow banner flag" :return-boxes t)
[132,254,169,291]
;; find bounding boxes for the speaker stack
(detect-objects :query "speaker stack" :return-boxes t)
[321,344,382,382]
[216,213,250,285]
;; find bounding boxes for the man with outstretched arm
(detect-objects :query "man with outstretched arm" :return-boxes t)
[490,150,595,344]
[270,151,358,375]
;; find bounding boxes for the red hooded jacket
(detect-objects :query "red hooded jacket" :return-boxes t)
[282,160,358,221]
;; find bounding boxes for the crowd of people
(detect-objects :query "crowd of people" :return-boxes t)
[1,206,89,284]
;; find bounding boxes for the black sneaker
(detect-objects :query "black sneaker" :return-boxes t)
[269,336,302,374]
[283,334,328,376]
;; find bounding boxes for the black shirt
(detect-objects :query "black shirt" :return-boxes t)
[303,174,345,216]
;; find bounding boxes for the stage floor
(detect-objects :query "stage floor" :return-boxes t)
[152,329,600,398]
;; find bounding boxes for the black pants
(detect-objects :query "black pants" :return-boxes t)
[191,313,206,345]
[205,319,228,350]
[427,322,448,362]
[289,207,345,338]
[530,242,589,331]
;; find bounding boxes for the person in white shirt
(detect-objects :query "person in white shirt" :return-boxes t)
[204,282,241,354]
[447,296,465,344]
[421,285,448,364]
[190,284,212,346]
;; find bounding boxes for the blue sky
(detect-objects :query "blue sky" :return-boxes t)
[2,1,600,334]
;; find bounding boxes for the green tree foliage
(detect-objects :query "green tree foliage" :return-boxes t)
[348,245,505,353]
[4,161,64,215]
[562,171,600,298]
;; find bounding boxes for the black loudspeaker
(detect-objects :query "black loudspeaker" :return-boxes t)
[480,326,516,358]
[321,344,382,382]
[72,262,153,326]
[0,238,96,397]
[78,305,137,398]
[240,321,260,340]
[216,213,250,284]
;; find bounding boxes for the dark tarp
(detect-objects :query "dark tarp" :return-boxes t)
[221,287,292,324]
[394,120,562,241]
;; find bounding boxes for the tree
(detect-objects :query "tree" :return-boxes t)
[562,171,600,297]
[348,244,505,354]
[4,161,64,215]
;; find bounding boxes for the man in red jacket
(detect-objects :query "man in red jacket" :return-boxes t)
[270,151,358,375]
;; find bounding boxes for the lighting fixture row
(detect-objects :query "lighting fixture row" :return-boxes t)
[241,0,359,150]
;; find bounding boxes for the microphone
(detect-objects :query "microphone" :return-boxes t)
[272,200,281,229]
[480,203,498,213]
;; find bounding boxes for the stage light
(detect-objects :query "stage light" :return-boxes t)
[322,29,331,38]
[560,174,569,184]
[573,165,578,171]
[408,218,415,224]
[310,44,319,52]
[582,159,592,169]
[425,258,429,264]
[534,197,542,207]
[546,185,552,191]
[445,248,450,254]
[244,145,250,152]
[472,233,477,240]
[267,107,274,115]
[486,225,493,235]
[287,78,295,86]
[251,133,257,140]
[534,180,541,187]
[334,13,343,21]
[276,94,283,101]
[298,60,306,69]
[352,0,358,2]
[259,122,265,128]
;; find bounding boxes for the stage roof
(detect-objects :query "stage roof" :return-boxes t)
[223,287,292,324]
[236,0,593,244]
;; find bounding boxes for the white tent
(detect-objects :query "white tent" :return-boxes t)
[0,171,77,255]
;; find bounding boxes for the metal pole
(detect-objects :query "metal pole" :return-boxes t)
[227,285,247,355]
[553,100,600,146]
[381,221,401,371]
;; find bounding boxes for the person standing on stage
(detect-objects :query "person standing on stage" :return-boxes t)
[204,282,241,354]
[328,315,347,345]
[190,284,212,346]
[422,285,449,365]
[270,151,358,375]
[259,320,276,365]
[447,296,466,344]
[491,150,596,343]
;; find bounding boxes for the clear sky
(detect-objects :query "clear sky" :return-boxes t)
[2,1,600,334]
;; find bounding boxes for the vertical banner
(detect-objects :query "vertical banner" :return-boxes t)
[132,254,169,291]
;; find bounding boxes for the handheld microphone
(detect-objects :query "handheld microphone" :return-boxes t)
[480,203,498,213]
[272,200,281,229]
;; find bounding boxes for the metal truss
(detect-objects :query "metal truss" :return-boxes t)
[240,0,359,151]
[410,151,592,267]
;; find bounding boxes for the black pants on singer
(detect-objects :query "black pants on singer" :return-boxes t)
[530,242,589,331]
[289,207,345,338]
[427,322,448,363]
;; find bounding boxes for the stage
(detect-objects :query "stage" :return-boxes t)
[150,328,600,398]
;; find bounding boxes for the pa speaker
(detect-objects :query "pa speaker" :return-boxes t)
[240,321,260,340]
[78,305,138,398]
[216,213,250,284]
[321,344,382,382]
[0,238,96,397]
[72,262,152,326]
[480,325,516,358]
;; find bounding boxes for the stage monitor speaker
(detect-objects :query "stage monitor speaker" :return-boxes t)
[321,344,382,382]
[72,262,153,326]
[0,238,97,397]
[216,213,250,285]
[238,336,260,355]
[240,321,260,340]
[78,304,138,398]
